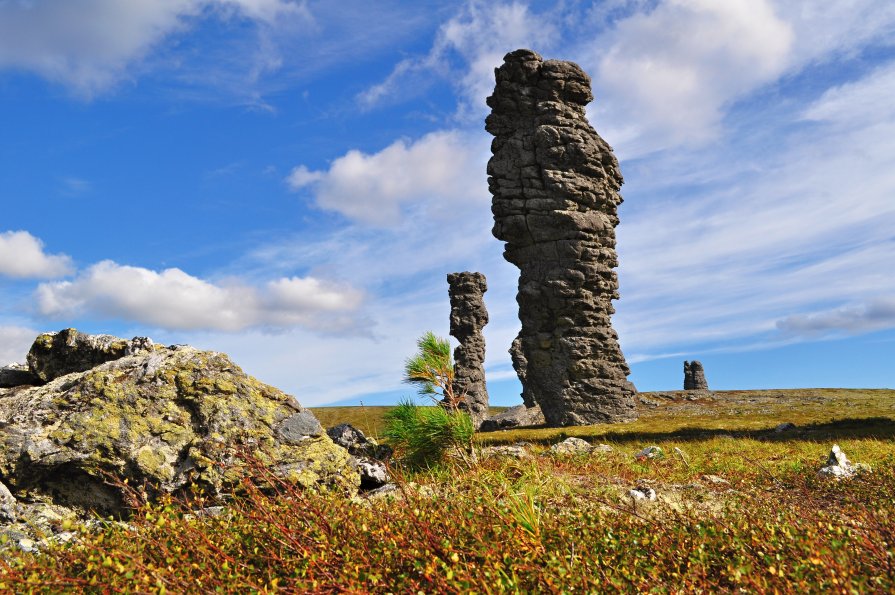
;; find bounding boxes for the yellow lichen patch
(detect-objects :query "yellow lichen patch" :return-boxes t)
[135,446,174,481]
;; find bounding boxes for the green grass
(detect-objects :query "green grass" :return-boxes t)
[2,388,893,592]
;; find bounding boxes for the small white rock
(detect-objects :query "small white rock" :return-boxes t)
[629,486,657,501]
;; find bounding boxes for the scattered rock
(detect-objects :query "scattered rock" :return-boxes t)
[326,424,392,491]
[683,360,709,391]
[0,363,38,388]
[1,329,360,523]
[479,404,545,432]
[447,272,490,428]
[592,444,614,453]
[629,485,657,502]
[26,328,158,383]
[0,480,16,522]
[326,423,392,461]
[481,444,531,459]
[775,422,796,433]
[363,483,401,502]
[818,444,871,479]
[487,49,637,426]
[357,459,390,490]
[635,446,664,461]
[701,474,730,486]
[550,437,593,455]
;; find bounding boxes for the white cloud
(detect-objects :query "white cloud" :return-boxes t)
[35,260,365,333]
[287,130,489,226]
[0,325,37,366]
[0,230,74,279]
[776,298,895,337]
[614,60,895,360]
[802,62,895,126]
[586,0,793,154]
[0,0,311,96]
[358,1,557,118]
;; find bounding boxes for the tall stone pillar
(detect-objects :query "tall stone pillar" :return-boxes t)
[486,49,637,426]
[447,272,489,428]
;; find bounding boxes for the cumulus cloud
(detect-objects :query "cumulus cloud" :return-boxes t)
[586,0,793,154]
[0,325,37,366]
[0,231,73,279]
[776,298,895,337]
[0,0,311,96]
[35,260,364,333]
[287,130,488,226]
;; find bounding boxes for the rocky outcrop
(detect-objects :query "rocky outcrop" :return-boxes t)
[479,403,545,432]
[0,364,37,388]
[486,49,637,426]
[0,330,359,522]
[26,328,157,383]
[447,272,489,428]
[684,361,709,391]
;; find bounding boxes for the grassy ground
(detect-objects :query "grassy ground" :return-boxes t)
[2,389,893,592]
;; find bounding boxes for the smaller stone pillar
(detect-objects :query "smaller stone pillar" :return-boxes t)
[447,272,489,428]
[683,361,709,391]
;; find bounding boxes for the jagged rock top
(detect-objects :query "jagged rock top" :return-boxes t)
[26,328,158,383]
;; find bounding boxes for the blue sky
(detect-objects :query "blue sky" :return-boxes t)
[1,0,894,406]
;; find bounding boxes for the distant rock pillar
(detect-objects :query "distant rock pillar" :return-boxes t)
[684,361,709,390]
[486,49,637,426]
[447,272,489,428]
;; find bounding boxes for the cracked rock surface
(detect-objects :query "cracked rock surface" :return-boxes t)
[486,49,637,426]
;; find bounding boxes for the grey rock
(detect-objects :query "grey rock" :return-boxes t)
[683,360,709,391]
[447,272,489,428]
[0,363,38,388]
[326,423,392,461]
[26,328,157,383]
[775,422,797,433]
[481,444,531,459]
[635,446,664,460]
[592,443,614,453]
[0,480,16,522]
[629,485,657,502]
[550,437,592,455]
[356,458,390,490]
[276,411,324,442]
[701,474,730,485]
[479,403,545,432]
[486,49,637,427]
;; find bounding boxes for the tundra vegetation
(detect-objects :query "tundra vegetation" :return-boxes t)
[0,387,893,592]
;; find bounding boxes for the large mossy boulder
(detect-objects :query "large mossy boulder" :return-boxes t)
[0,332,359,516]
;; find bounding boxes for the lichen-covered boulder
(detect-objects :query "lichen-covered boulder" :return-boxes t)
[1,343,359,515]
[26,328,157,383]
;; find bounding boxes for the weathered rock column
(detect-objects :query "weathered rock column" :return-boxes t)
[486,49,637,426]
[447,272,490,428]
[684,361,709,391]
